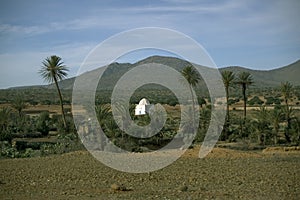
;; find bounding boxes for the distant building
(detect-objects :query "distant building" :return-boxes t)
[135,98,152,115]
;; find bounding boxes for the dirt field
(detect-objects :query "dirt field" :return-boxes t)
[0,146,300,200]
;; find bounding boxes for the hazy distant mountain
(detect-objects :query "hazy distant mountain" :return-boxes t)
[220,60,300,87]
[13,56,300,90]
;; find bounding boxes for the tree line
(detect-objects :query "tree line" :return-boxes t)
[1,56,300,158]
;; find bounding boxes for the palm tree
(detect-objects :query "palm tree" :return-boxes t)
[0,107,13,142]
[0,107,12,132]
[254,106,270,145]
[181,65,201,129]
[222,71,235,121]
[292,117,300,145]
[280,81,293,143]
[95,104,111,150]
[11,95,27,118]
[113,101,131,139]
[281,82,292,106]
[235,72,253,120]
[39,55,68,128]
[95,104,111,126]
[221,70,235,139]
[270,108,283,145]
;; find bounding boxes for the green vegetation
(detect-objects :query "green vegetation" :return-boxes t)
[248,96,264,106]
[265,96,281,105]
[0,56,300,158]
[11,95,27,117]
[0,104,82,158]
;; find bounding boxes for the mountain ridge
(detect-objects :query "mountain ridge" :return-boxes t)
[8,56,300,90]
[220,59,300,87]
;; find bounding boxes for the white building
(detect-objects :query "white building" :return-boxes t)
[135,98,152,115]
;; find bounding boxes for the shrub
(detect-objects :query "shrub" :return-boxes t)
[228,98,239,105]
[198,97,206,107]
[0,130,13,142]
[168,100,177,107]
[248,96,264,106]
[56,115,76,135]
[194,128,206,143]
[23,148,35,158]
[41,100,52,105]
[265,96,281,105]
[28,99,38,106]
[40,135,83,156]
[0,142,21,158]
[36,111,51,136]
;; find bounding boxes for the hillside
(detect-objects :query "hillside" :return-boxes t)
[220,59,300,87]
[13,56,300,90]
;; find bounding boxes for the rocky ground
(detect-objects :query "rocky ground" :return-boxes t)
[0,146,299,200]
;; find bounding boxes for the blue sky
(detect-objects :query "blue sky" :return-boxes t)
[0,0,299,89]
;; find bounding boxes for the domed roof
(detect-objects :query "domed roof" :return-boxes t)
[138,98,150,105]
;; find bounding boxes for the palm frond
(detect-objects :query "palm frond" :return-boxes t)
[235,72,254,87]
[221,70,235,87]
[181,65,201,87]
[39,55,69,83]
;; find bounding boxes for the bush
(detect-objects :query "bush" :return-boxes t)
[0,141,23,158]
[28,99,38,106]
[248,96,264,106]
[228,98,239,105]
[56,115,76,134]
[41,100,52,105]
[194,128,206,143]
[265,96,281,105]
[40,135,83,156]
[36,111,51,136]
[0,130,13,142]
[23,148,35,158]
[198,97,206,107]
[168,100,177,107]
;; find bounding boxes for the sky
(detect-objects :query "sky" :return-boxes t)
[0,0,299,89]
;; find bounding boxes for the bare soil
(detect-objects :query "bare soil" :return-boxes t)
[1,146,299,199]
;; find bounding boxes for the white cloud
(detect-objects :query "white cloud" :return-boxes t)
[0,42,95,88]
[108,0,241,13]
[0,1,241,37]
[0,0,299,88]
[0,23,49,35]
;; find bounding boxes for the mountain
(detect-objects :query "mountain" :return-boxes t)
[12,56,300,91]
[220,60,300,87]
[47,56,192,91]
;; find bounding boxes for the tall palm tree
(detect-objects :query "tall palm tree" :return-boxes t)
[235,72,253,120]
[270,108,283,145]
[39,55,68,128]
[181,65,201,129]
[281,82,292,106]
[221,70,235,140]
[280,81,293,143]
[221,71,235,121]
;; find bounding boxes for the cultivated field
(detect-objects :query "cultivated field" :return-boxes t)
[1,146,299,200]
